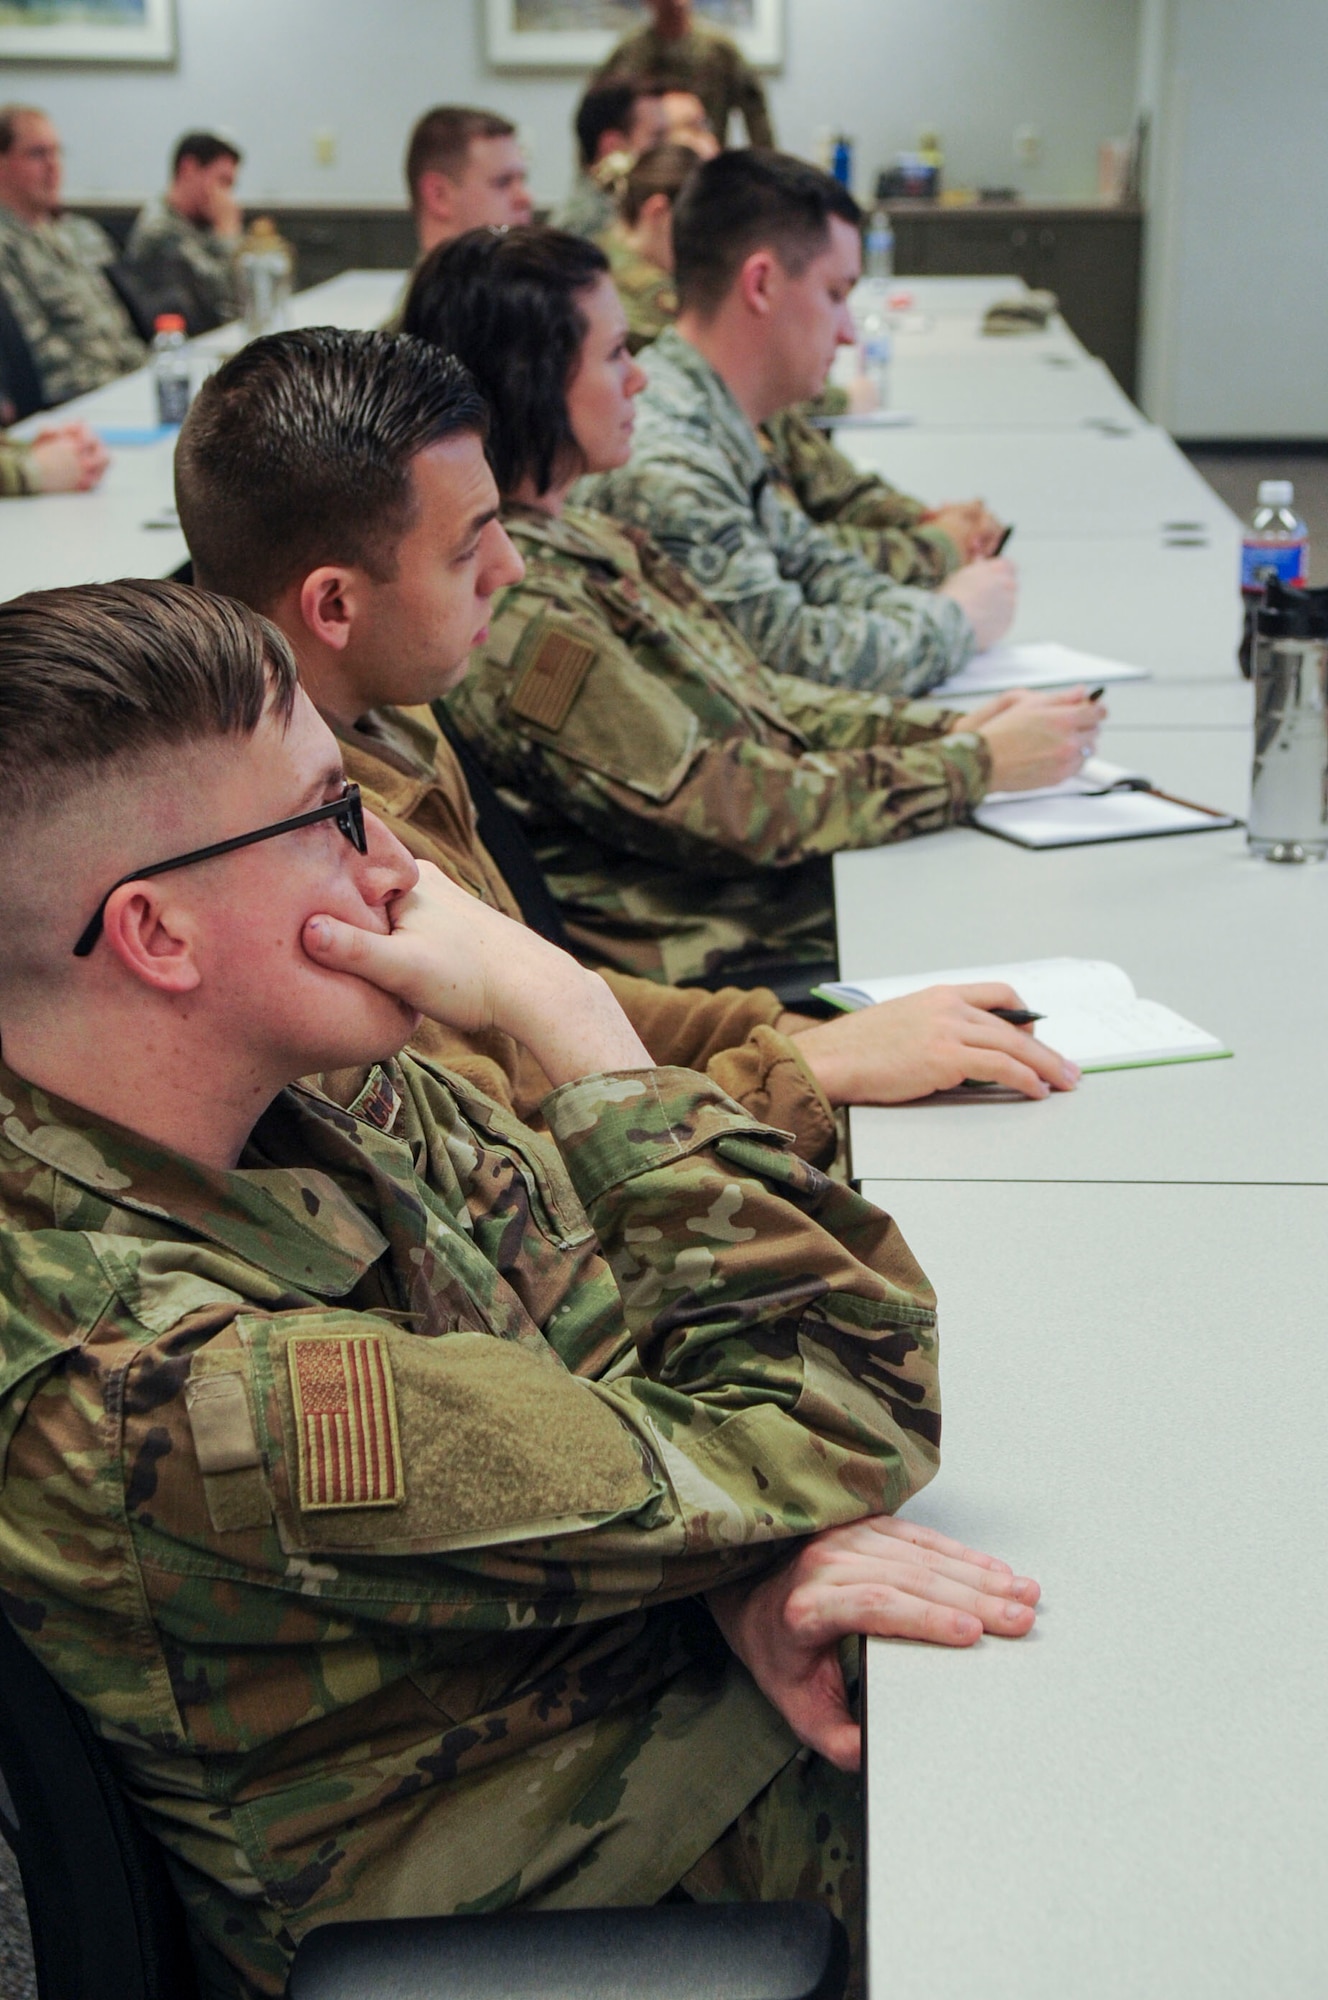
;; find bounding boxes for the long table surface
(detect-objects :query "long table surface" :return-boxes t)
[839,421,1240,541]
[835,716,1328,1186]
[861,1178,1328,2000]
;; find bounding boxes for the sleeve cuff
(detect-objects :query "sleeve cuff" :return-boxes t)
[706,1024,838,1170]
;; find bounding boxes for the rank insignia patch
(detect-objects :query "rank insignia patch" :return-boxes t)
[288,1335,404,1510]
[509,627,597,733]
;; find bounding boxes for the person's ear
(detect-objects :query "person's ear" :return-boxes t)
[596,128,629,162]
[737,248,778,318]
[298,566,364,652]
[416,168,455,225]
[640,191,672,226]
[99,884,203,996]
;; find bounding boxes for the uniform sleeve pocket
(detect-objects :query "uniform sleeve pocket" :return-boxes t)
[507,614,701,802]
[241,1312,659,1557]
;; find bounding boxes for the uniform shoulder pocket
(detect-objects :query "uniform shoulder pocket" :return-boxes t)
[506,613,700,803]
[242,1312,658,1557]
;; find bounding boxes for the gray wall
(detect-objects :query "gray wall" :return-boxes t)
[1139,0,1328,438]
[14,0,1140,211]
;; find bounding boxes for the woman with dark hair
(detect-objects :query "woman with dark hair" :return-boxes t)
[401,226,1100,993]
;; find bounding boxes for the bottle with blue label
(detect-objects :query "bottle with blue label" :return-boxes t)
[1239,480,1309,677]
[831,136,853,190]
[1242,480,1309,592]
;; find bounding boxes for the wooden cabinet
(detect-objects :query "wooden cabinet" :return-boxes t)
[887,203,1144,398]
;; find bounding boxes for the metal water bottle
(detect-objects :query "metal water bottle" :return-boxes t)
[1247,578,1328,862]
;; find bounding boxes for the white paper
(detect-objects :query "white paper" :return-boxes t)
[936,641,1151,698]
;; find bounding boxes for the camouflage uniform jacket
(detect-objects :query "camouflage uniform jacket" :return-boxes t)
[0,435,37,495]
[762,409,962,588]
[579,328,974,696]
[0,205,145,406]
[0,1050,941,1997]
[124,193,241,325]
[555,164,620,242]
[444,504,989,987]
[598,224,677,353]
[591,23,774,147]
[338,704,838,1165]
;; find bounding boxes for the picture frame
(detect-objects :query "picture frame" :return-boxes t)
[0,0,176,66]
[485,0,783,72]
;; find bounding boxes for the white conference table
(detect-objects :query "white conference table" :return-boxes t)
[840,421,1239,542]
[888,350,1140,431]
[861,1178,1328,2000]
[1007,533,1243,681]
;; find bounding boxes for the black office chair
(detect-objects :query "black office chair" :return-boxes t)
[0,1612,847,2000]
[0,285,46,422]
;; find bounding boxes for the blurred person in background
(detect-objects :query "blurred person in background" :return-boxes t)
[405,105,534,259]
[556,80,668,240]
[592,0,773,148]
[124,130,244,331]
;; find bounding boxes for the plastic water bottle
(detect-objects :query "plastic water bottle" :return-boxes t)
[864,204,894,283]
[859,309,892,407]
[831,136,853,191]
[151,313,190,426]
[1239,480,1309,676]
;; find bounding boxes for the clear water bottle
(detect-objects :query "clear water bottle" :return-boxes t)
[1239,480,1310,676]
[864,203,894,282]
[859,309,892,406]
[151,312,191,426]
[238,216,294,337]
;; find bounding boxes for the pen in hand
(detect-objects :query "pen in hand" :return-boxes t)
[988,1005,1043,1026]
[993,523,1014,555]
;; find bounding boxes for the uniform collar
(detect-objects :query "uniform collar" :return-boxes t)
[0,1058,393,1298]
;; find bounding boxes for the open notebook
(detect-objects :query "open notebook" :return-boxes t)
[812,958,1231,1073]
[972,756,1238,847]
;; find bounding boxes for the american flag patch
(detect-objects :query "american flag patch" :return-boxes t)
[288,1336,404,1511]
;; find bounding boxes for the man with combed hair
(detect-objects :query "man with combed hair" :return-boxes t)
[556,80,669,240]
[0,102,144,404]
[404,105,533,257]
[175,324,1082,1131]
[124,129,245,330]
[592,0,773,148]
[582,149,1020,697]
[0,571,1038,1997]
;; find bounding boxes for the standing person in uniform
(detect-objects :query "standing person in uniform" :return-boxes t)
[592,0,773,148]
[583,149,1016,695]
[556,81,668,241]
[124,130,245,331]
[0,571,1041,1999]
[0,103,145,405]
[404,105,534,260]
[403,229,1102,990]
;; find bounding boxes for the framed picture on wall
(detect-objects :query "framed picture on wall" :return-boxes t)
[485,0,783,72]
[0,0,176,64]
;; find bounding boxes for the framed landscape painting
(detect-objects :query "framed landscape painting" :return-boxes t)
[485,0,783,71]
[0,0,176,64]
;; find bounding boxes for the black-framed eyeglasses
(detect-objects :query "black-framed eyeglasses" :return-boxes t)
[72,783,367,958]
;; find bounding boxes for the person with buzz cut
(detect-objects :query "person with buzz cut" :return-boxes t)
[582,149,1021,698]
[592,0,773,149]
[124,129,245,331]
[404,105,533,259]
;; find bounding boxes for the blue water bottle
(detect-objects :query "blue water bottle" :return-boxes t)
[831,136,853,189]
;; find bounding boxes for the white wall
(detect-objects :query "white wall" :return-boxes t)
[8,0,1139,212]
[1139,0,1328,437]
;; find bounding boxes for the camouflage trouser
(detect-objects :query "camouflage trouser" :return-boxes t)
[675,1749,864,2000]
